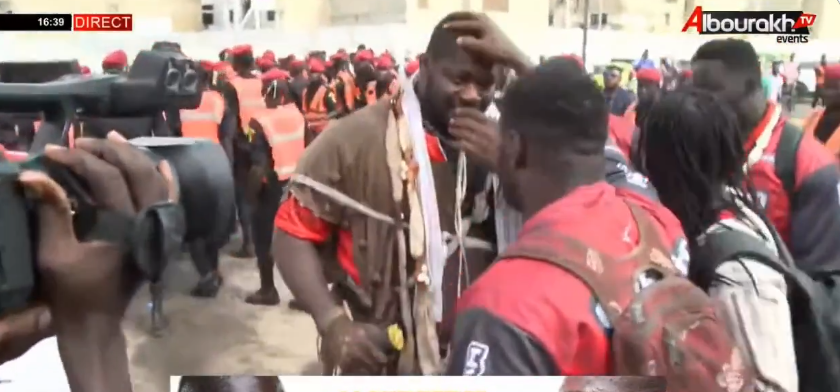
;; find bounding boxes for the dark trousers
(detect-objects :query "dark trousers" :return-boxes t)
[813,85,824,108]
[251,179,286,288]
[189,239,221,277]
[233,166,253,246]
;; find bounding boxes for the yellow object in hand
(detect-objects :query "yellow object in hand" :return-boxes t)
[387,324,404,351]
[245,127,255,143]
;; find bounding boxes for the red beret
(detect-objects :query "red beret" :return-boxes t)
[213,62,229,72]
[231,45,253,56]
[290,59,305,70]
[256,57,274,68]
[261,68,289,81]
[80,66,91,75]
[308,59,326,73]
[636,68,662,83]
[375,56,393,70]
[406,60,420,76]
[824,64,840,81]
[102,50,128,68]
[355,50,374,62]
[330,52,348,61]
[199,60,215,71]
[680,69,693,78]
[559,54,584,68]
[262,50,276,62]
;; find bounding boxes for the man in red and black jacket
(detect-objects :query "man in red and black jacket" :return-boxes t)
[692,39,840,274]
[446,59,686,376]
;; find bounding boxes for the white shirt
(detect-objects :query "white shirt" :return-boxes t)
[704,204,798,392]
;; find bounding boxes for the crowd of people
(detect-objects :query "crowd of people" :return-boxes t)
[2,9,840,392]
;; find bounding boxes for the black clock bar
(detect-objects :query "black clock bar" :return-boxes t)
[0,13,72,31]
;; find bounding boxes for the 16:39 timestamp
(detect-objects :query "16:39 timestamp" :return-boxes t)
[38,16,67,28]
[0,13,72,31]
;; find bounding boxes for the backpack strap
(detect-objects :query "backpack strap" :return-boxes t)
[774,122,803,198]
[692,229,794,291]
[498,201,676,322]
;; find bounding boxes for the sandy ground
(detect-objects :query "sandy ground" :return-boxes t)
[123,243,322,392]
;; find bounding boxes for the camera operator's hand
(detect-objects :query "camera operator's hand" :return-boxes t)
[17,131,177,391]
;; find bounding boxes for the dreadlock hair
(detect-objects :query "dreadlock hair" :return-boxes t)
[425,12,478,62]
[562,376,666,392]
[500,57,607,159]
[692,38,762,95]
[636,87,766,287]
[178,376,284,392]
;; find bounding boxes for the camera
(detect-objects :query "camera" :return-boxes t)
[0,50,235,316]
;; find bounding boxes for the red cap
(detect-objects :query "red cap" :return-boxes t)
[261,68,289,81]
[406,60,420,76]
[559,54,584,68]
[257,57,274,69]
[262,50,276,62]
[824,64,840,81]
[80,66,91,75]
[308,59,326,73]
[636,68,662,83]
[290,59,305,70]
[231,45,253,56]
[355,50,374,63]
[199,60,215,71]
[102,50,128,68]
[375,56,393,70]
[330,52,348,61]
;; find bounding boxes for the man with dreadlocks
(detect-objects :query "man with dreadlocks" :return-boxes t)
[692,39,840,274]
[273,12,521,375]
[636,87,797,392]
[625,68,662,126]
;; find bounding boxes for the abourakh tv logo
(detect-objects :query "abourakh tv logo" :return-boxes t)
[681,6,815,43]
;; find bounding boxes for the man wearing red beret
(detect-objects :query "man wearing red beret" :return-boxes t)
[243,66,305,306]
[803,63,840,154]
[102,50,128,74]
[219,44,262,270]
[329,52,357,115]
[301,58,338,145]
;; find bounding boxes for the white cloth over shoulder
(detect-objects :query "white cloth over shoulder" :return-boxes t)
[0,337,70,392]
[703,203,798,392]
[400,74,446,321]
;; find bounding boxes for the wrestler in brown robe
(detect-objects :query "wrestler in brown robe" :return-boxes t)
[286,97,497,374]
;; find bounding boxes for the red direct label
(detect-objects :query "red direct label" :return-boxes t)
[73,14,133,31]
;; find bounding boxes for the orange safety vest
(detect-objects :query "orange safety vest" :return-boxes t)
[803,107,840,154]
[228,76,266,133]
[334,70,356,113]
[302,85,330,134]
[34,120,77,148]
[251,104,306,181]
[180,90,224,143]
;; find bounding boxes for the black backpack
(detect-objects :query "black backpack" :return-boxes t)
[693,225,840,392]
[774,122,804,201]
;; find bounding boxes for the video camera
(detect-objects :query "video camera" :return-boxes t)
[0,50,235,316]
